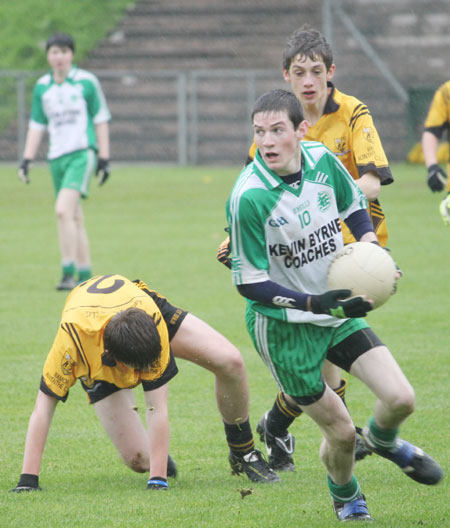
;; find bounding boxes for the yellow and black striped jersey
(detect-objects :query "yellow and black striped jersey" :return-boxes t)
[248,83,393,246]
[42,275,171,401]
[424,80,450,191]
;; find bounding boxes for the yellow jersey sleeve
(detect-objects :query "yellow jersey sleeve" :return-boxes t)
[424,81,450,136]
[305,86,392,246]
[42,324,80,400]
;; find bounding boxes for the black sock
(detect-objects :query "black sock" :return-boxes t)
[266,391,303,437]
[333,378,347,407]
[224,419,255,456]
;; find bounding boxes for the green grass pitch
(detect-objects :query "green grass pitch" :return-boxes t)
[0,162,448,527]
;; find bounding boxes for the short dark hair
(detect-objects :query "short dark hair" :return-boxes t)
[282,24,333,71]
[46,32,75,52]
[252,89,304,130]
[103,307,162,371]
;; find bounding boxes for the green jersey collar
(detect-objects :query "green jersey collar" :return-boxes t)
[253,148,305,190]
[50,65,77,84]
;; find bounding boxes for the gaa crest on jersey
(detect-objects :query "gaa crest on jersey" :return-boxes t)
[317,191,332,212]
[335,137,347,153]
[80,375,95,389]
[61,352,77,375]
[363,127,374,143]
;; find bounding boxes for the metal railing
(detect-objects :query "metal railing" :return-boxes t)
[0,69,283,165]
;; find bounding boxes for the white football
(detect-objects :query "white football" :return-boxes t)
[327,242,397,309]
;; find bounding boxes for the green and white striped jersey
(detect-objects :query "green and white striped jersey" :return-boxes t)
[29,66,111,160]
[226,141,368,325]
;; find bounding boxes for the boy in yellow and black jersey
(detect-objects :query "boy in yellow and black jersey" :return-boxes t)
[41,275,174,402]
[11,275,279,494]
[422,80,450,225]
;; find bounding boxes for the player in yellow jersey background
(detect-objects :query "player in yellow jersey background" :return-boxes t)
[11,274,279,493]
[218,25,395,470]
[421,80,450,226]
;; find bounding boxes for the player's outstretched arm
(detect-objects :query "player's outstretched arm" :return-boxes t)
[10,390,58,492]
[145,383,170,490]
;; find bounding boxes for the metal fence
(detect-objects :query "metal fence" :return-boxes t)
[0,69,286,165]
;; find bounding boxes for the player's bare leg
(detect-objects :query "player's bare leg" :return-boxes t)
[289,387,355,485]
[170,313,250,424]
[321,359,342,389]
[73,200,91,278]
[350,346,414,429]
[350,346,443,485]
[55,188,80,265]
[171,313,280,483]
[55,188,82,289]
[322,359,371,461]
[94,389,149,472]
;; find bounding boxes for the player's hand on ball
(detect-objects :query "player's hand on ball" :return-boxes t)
[439,194,450,226]
[217,236,232,269]
[18,159,31,184]
[310,289,373,318]
[147,477,168,490]
[96,158,110,185]
[10,473,41,493]
[427,164,447,192]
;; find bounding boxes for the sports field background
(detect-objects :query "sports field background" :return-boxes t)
[0,162,448,527]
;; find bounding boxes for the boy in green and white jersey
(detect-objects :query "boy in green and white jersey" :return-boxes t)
[229,142,367,325]
[226,89,442,522]
[18,33,111,290]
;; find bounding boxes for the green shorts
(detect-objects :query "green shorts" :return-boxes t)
[246,307,369,401]
[50,149,96,198]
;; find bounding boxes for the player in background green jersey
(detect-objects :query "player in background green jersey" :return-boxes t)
[422,80,450,226]
[18,33,111,290]
[226,89,442,521]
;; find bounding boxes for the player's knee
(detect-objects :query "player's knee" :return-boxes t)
[391,386,415,418]
[336,423,356,453]
[55,205,70,222]
[216,346,246,377]
[324,420,356,453]
[124,451,149,473]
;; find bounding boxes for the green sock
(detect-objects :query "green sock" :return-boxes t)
[77,267,92,282]
[62,262,75,277]
[327,474,361,503]
[366,416,398,451]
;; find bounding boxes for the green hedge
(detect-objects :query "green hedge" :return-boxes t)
[0,0,133,70]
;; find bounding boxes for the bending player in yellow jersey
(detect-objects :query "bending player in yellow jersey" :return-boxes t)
[10,275,279,493]
[217,25,395,470]
[422,80,450,225]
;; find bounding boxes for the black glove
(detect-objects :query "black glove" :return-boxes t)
[147,476,168,490]
[10,473,41,493]
[217,236,232,269]
[310,289,373,318]
[18,159,31,184]
[427,164,447,192]
[96,158,110,185]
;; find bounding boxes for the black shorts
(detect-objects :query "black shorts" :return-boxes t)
[81,286,188,404]
[142,287,188,341]
[326,327,384,372]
